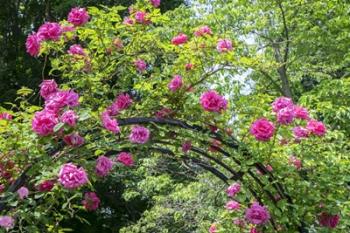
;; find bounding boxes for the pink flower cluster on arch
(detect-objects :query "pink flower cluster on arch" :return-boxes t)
[250,96,327,142]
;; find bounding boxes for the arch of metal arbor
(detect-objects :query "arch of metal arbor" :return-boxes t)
[1,117,307,232]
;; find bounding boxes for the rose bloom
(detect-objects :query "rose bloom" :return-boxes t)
[63,133,85,147]
[225,200,240,211]
[209,223,217,233]
[129,126,150,144]
[116,152,134,167]
[37,180,55,192]
[318,212,340,229]
[114,93,133,111]
[26,33,41,56]
[226,183,241,197]
[233,218,245,228]
[32,110,59,136]
[95,156,114,177]
[123,17,135,26]
[245,202,270,225]
[185,63,193,71]
[0,112,13,120]
[171,33,188,45]
[68,44,86,56]
[250,118,275,141]
[155,107,173,119]
[68,7,90,26]
[294,105,309,120]
[272,97,293,112]
[168,75,183,92]
[135,11,150,24]
[82,192,100,211]
[266,164,273,172]
[306,120,327,136]
[150,0,161,7]
[200,90,227,113]
[134,59,147,72]
[277,106,295,125]
[289,156,302,170]
[182,141,192,153]
[38,22,62,41]
[0,216,15,230]
[17,186,29,199]
[58,163,88,189]
[217,39,233,52]
[60,110,78,127]
[293,126,309,139]
[208,139,222,152]
[194,25,212,37]
[101,111,120,133]
[39,79,58,99]
[250,227,261,233]
[45,90,80,112]
[113,38,124,50]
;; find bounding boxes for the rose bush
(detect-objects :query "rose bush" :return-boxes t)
[0,0,349,232]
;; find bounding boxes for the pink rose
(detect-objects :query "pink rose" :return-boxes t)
[272,97,293,113]
[63,133,85,147]
[134,59,147,72]
[294,105,309,120]
[40,79,58,99]
[171,33,188,45]
[209,223,217,233]
[182,141,192,153]
[185,63,193,71]
[68,44,86,56]
[114,93,133,111]
[306,120,326,136]
[217,39,233,52]
[44,90,80,112]
[68,7,90,26]
[135,11,150,24]
[168,75,183,92]
[58,163,88,189]
[225,200,240,211]
[250,227,261,233]
[101,111,120,133]
[150,0,161,7]
[37,180,55,192]
[0,216,15,230]
[245,202,270,225]
[293,126,309,139]
[226,183,240,197]
[0,113,13,121]
[26,33,41,56]
[38,22,62,41]
[194,26,212,37]
[289,156,302,170]
[155,107,173,119]
[129,126,150,144]
[116,152,134,167]
[277,106,295,125]
[250,118,275,141]
[200,90,227,113]
[319,212,340,229]
[32,110,59,136]
[82,192,100,211]
[61,110,78,127]
[17,186,29,199]
[123,17,135,26]
[233,218,245,228]
[95,156,114,177]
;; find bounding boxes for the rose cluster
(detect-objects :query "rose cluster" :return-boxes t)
[250,96,327,142]
[26,8,89,57]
